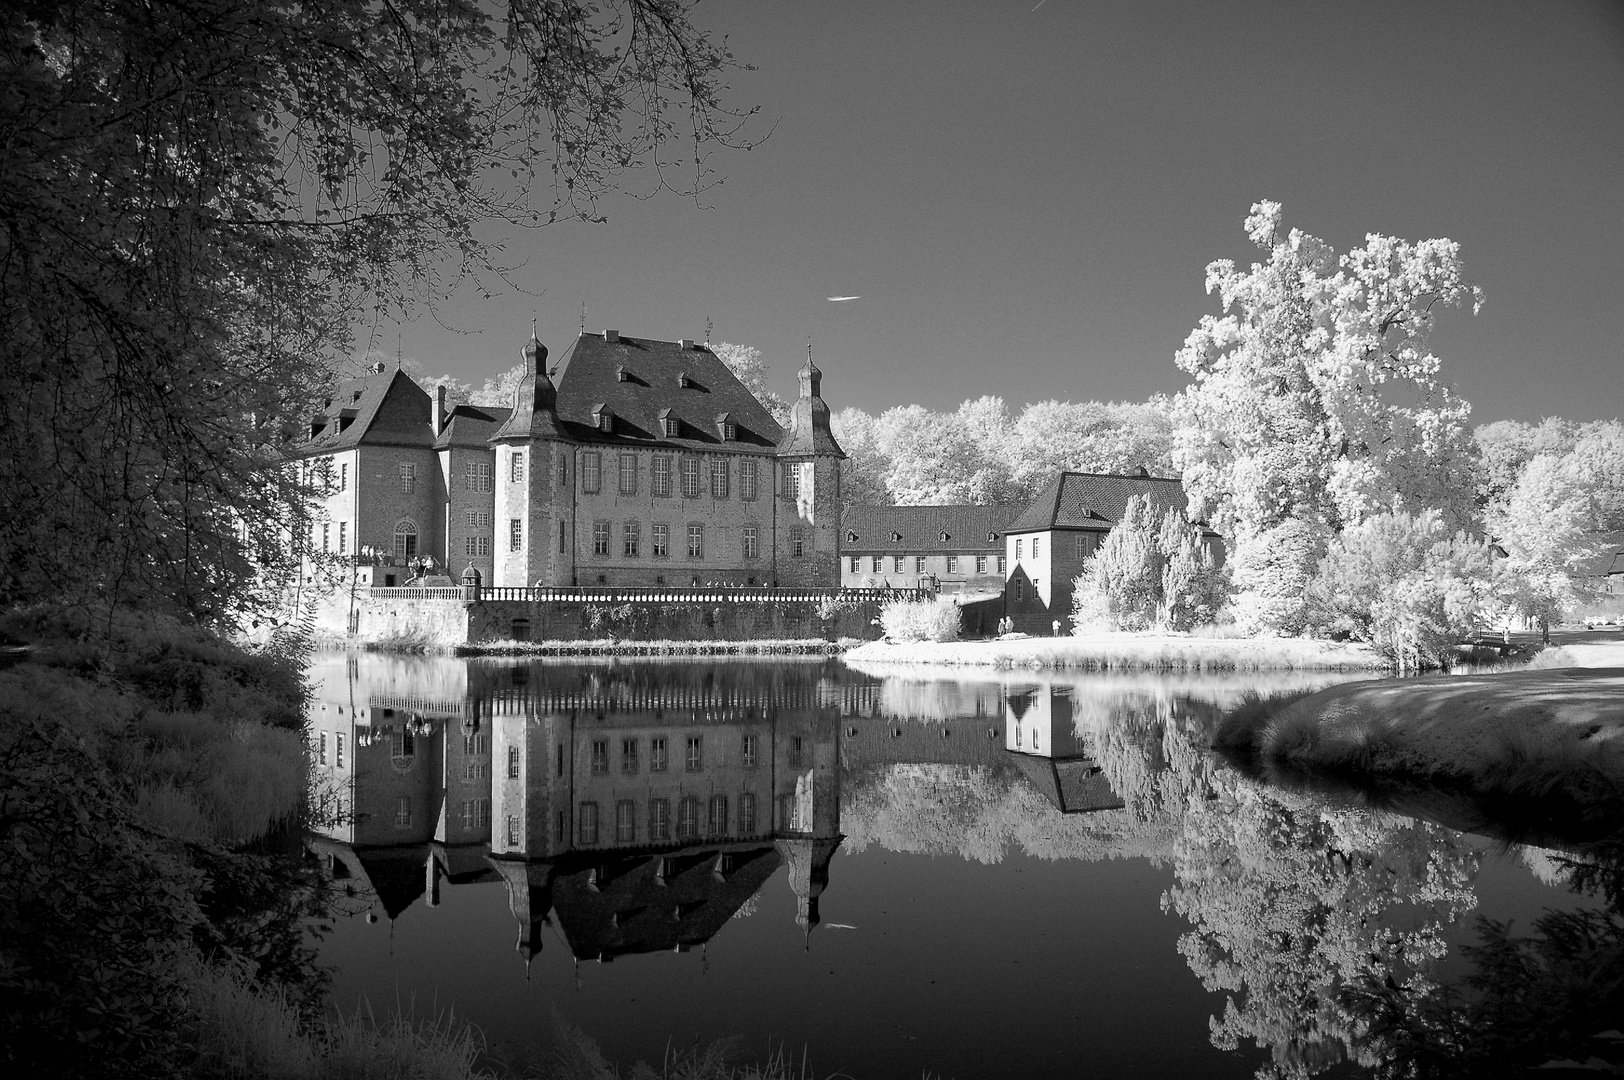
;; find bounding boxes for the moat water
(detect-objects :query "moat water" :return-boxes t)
[305,654,1617,1078]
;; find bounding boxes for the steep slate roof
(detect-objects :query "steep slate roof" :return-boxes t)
[301,367,433,454]
[434,403,513,450]
[1008,754,1126,815]
[549,844,783,960]
[1008,471,1208,534]
[841,504,1021,552]
[354,846,429,920]
[548,333,785,454]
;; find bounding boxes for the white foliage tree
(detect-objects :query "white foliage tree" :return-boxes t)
[1172,201,1481,634]
[875,399,1018,506]
[1007,398,1177,497]
[712,342,789,424]
[1491,454,1605,638]
[830,407,892,507]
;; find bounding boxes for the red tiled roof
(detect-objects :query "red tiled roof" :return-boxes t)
[840,504,1022,553]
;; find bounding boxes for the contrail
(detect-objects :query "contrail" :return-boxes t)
[827,296,861,302]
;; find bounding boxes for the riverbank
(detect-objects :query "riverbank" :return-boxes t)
[1216,637,1624,815]
[844,632,1389,672]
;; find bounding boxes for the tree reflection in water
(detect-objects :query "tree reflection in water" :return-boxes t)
[853,671,1621,1078]
[1204,719,1624,1077]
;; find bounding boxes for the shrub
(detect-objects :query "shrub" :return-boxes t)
[1306,509,1496,670]
[0,723,204,1078]
[1072,496,1226,632]
[879,598,961,642]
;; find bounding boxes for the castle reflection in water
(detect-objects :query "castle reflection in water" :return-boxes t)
[306,654,1120,964]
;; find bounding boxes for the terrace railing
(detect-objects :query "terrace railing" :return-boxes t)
[366,584,929,604]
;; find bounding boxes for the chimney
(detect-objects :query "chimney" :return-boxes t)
[432,385,446,434]
[679,338,694,350]
[604,329,620,343]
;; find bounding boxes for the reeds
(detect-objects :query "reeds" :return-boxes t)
[186,956,842,1079]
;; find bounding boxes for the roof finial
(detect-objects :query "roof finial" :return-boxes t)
[395,328,403,368]
[705,316,713,344]
[580,301,586,336]
[807,334,812,363]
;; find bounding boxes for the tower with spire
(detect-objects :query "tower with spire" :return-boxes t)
[773,348,846,587]
[490,335,573,587]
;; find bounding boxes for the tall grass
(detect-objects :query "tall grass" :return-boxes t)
[187,958,844,1080]
[130,711,308,843]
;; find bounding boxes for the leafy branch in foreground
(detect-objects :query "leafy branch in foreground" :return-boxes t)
[0,0,758,623]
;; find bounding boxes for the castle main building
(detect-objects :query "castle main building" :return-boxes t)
[298,331,847,588]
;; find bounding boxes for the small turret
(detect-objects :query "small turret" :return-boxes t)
[491,335,563,441]
[776,355,845,459]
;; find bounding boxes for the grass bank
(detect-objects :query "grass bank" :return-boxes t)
[191,971,833,1080]
[844,631,1388,672]
[0,604,323,1078]
[1214,640,1624,820]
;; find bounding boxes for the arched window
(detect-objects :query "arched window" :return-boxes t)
[393,520,418,560]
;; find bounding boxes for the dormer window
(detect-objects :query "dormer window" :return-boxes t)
[616,365,629,382]
[678,372,693,388]
[591,404,613,433]
[657,408,679,438]
[309,418,325,439]
[717,413,736,441]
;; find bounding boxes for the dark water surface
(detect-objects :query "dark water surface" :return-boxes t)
[305,654,1608,1078]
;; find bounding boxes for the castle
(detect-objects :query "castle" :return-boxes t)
[297,331,847,588]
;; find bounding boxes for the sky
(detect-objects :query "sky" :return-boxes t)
[392,0,1624,426]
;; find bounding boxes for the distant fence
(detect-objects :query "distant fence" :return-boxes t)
[368,584,931,605]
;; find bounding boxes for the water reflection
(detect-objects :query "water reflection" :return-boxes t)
[308,656,843,962]
[304,655,1614,1076]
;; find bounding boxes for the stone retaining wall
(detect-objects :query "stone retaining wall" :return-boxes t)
[312,588,889,647]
